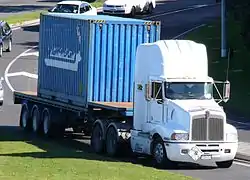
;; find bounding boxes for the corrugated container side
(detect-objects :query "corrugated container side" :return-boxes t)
[88,21,160,103]
[38,14,161,106]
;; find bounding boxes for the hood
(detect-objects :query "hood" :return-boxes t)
[104,0,127,6]
[171,99,224,114]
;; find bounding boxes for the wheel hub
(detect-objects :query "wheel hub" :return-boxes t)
[154,143,164,163]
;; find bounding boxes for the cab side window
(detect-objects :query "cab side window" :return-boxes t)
[151,82,163,99]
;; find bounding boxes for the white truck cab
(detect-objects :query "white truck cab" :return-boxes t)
[131,40,238,168]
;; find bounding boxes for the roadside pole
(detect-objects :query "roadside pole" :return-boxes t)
[221,0,227,57]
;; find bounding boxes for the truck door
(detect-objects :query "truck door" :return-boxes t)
[149,81,164,123]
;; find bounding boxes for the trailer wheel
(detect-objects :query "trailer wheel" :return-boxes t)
[42,109,52,137]
[130,6,136,17]
[91,123,104,153]
[147,3,153,14]
[216,160,233,168]
[32,106,41,134]
[20,105,30,131]
[152,137,178,169]
[106,126,119,156]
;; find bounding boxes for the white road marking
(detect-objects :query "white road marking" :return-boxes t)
[145,3,218,19]
[233,161,250,167]
[172,24,206,39]
[20,51,39,57]
[6,71,38,79]
[4,46,37,92]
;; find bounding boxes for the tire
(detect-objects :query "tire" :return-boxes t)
[6,39,12,52]
[0,44,3,57]
[106,126,119,156]
[42,109,52,137]
[152,137,178,169]
[32,106,41,134]
[20,105,31,131]
[91,123,104,153]
[147,3,153,14]
[216,160,233,168]
[130,6,136,17]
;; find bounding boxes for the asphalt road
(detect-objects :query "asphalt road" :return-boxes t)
[1,0,250,179]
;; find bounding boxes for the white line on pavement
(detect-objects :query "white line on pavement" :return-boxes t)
[4,46,37,92]
[6,71,38,79]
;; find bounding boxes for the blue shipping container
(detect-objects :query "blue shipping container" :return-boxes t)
[38,13,161,107]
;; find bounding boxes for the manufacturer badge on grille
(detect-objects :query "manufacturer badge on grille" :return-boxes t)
[205,110,210,120]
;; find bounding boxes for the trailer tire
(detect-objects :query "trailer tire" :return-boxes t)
[42,109,53,137]
[91,123,104,153]
[106,126,119,157]
[31,106,41,134]
[130,6,136,17]
[147,3,153,14]
[152,137,178,169]
[20,104,31,131]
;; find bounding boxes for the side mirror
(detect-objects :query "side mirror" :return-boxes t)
[223,80,230,102]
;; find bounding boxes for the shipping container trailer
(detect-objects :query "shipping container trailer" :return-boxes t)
[14,13,161,152]
[38,13,161,107]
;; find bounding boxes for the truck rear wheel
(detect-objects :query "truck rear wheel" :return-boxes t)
[42,109,52,137]
[32,106,41,134]
[130,6,136,17]
[147,3,153,14]
[216,160,233,168]
[20,105,30,131]
[106,126,119,156]
[91,123,104,153]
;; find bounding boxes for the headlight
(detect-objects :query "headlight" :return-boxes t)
[171,133,189,140]
[226,133,238,142]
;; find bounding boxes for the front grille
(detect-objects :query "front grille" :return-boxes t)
[191,114,224,141]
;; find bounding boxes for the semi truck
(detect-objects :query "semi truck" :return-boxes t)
[13,13,238,168]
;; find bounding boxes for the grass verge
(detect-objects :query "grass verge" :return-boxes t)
[2,0,104,25]
[185,17,250,118]
[0,127,195,180]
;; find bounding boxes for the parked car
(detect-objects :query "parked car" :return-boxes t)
[0,20,12,57]
[0,77,4,106]
[102,0,156,17]
[48,1,97,15]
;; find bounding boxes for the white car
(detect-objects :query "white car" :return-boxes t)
[49,1,97,15]
[102,0,156,17]
[0,77,4,106]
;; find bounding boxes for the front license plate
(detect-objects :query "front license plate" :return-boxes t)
[201,154,212,160]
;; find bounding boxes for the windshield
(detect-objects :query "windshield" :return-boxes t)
[52,4,79,13]
[164,82,213,100]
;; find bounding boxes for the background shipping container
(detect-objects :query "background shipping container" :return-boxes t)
[38,13,161,107]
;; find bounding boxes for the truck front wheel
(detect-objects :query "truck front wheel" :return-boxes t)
[152,137,178,169]
[216,160,233,168]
